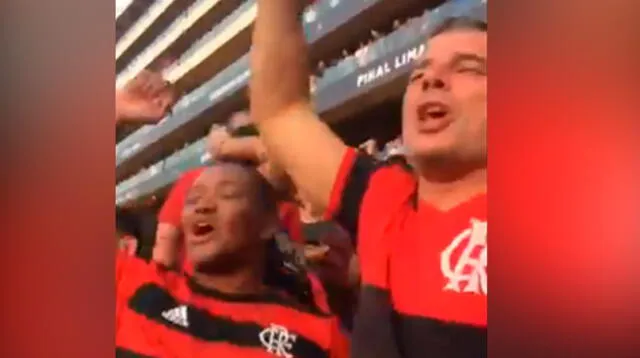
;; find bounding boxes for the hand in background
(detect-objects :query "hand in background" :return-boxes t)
[206,124,231,157]
[116,70,177,124]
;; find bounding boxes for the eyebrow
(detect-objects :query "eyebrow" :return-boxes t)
[413,58,431,71]
[413,52,486,71]
[216,179,242,188]
[450,52,486,67]
[185,181,238,200]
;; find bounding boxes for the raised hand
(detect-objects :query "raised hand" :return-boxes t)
[116,70,177,125]
[206,124,232,157]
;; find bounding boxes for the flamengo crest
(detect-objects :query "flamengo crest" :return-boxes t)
[259,323,297,358]
[440,218,487,295]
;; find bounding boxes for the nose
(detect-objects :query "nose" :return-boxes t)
[421,76,447,92]
[420,67,449,92]
[194,202,215,215]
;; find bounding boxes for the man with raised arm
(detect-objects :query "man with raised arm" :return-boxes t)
[251,1,487,357]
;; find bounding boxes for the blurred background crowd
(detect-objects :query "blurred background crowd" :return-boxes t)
[115,0,486,356]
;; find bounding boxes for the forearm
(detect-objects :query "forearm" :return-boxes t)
[250,0,348,213]
[251,0,311,123]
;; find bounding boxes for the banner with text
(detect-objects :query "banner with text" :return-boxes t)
[316,40,425,113]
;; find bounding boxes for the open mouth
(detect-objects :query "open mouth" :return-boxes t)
[192,222,214,237]
[416,101,452,132]
[418,101,450,120]
[426,107,448,119]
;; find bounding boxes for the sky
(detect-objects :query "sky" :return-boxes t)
[115,0,133,19]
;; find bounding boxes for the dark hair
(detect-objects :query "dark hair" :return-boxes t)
[429,16,487,38]
[213,159,278,211]
[264,238,316,308]
[253,167,316,308]
[257,174,316,309]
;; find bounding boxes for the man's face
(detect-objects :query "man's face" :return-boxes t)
[181,165,273,270]
[402,28,487,164]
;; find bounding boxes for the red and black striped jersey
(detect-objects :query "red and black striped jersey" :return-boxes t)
[116,253,348,358]
[324,149,487,358]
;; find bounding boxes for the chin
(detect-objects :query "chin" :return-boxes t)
[192,257,226,273]
[191,251,240,274]
[187,249,218,267]
[410,144,456,161]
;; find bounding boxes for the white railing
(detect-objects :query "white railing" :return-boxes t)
[116,0,176,60]
[116,0,134,19]
[164,2,256,83]
[116,0,226,88]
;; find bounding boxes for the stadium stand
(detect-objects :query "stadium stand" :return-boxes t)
[115,0,486,211]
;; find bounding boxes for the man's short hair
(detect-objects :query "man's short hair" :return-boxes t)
[429,16,487,38]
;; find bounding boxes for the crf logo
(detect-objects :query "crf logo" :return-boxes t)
[440,218,487,295]
[259,324,297,357]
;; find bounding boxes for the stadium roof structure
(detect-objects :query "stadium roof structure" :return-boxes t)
[116,0,154,42]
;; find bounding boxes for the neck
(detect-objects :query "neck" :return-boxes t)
[192,263,266,296]
[415,158,487,211]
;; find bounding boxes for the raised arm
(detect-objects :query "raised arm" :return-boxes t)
[250,0,349,216]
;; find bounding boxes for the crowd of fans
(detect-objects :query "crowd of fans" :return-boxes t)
[115,0,486,357]
[124,20,415,187]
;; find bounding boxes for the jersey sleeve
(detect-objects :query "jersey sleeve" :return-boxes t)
[329,318,350,358]
[116,253,152,331]
[116,252,150,302]
[279,202,304,243]
[323,148,414,242]
[116,251,126,291]
[323,148,377,239]
[116,252,134,316]
[308,274,330,312]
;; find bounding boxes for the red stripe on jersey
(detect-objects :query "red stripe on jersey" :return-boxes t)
[116,255,348,358]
